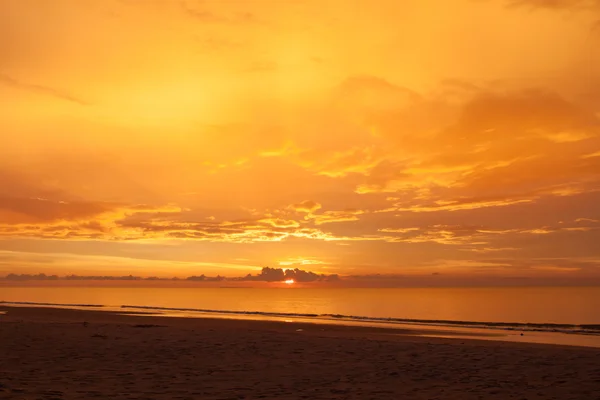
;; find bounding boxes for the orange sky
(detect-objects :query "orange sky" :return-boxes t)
[1,0,599,281]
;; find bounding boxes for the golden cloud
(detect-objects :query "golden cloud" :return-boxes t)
[0,197,183,240]
[379,219,600,246]
[305,209,366,225]
[348,88,600,214]
[288,200,322,213]
[388,197,534,213]
[0,197,372,243]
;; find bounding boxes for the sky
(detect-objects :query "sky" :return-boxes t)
[1,0,599,282]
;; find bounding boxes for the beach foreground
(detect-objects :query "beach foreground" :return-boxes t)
[1,306,599,400]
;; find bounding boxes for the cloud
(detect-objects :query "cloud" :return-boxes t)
[385,196,534,213]
[0,194,376,243]
[180,0,259,24]
[193,35,244,52]
[531,265,582,271]
[245,61,278,73]
[2,74,598,268]
[379,225,493,245]
[239,267,338,282]
[348,88,600,214]
[0,266,340,283]
[256,78,598,221]
[0,196,114,224]
[0,249,262,277]
[305,209,366,225]
[300,146,389,179]
[118,215,359,243]
[582,150,600,158]
[506,0,599,10]
[575,217,600,222]
[481,256,600,275]
[0,197,182,240]
[461,247,519,253]
[504,0,600,34]
[332,76,421,113]
[286,201,368,225]
[378,218,600,246]
[278,257,328,266]
[0,169,66,200]
[0,197,347,242]
[0,73,88,105]
[257,218,301,228]
[289,200,322,213]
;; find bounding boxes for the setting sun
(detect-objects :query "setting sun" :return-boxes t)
[284,279,295,285]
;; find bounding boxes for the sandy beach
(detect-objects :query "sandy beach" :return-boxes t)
[1,306,599,400]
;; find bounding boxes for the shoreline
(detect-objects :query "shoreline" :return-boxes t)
[3,303,600,349]
[5,299,600,331]
[0,305,498,342]
[4,300,600,344]
[2,305,600,399]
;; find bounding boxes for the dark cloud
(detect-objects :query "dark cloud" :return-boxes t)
[238,267,339,282]
[1,267,340,283]
[0,197,112,224]
[186,274,225,282]
[3,273,59,281]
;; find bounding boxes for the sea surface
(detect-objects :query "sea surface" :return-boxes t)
[2,286,600,347]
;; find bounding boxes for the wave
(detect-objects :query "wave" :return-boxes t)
[2,300,599,336]
[119,304,600,335]
[0,300,106,308]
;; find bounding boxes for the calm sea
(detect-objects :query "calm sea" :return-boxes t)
[1,286,599,326]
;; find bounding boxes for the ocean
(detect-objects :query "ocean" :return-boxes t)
[1,285,599,327]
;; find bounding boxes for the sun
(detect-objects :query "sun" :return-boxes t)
[284,279,295,285]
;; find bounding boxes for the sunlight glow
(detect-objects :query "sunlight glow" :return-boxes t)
[3,0,600,282]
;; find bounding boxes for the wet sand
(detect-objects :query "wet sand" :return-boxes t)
[1,306,599,399]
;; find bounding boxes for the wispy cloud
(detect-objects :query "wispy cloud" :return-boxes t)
[0,197,368,243]
[0,73,88,106]
[506,0,599,10]
[505,0,600,32]
[180,1,260,24]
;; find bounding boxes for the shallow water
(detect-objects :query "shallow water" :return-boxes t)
[2,286,600,347]
[1,286,599,324]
